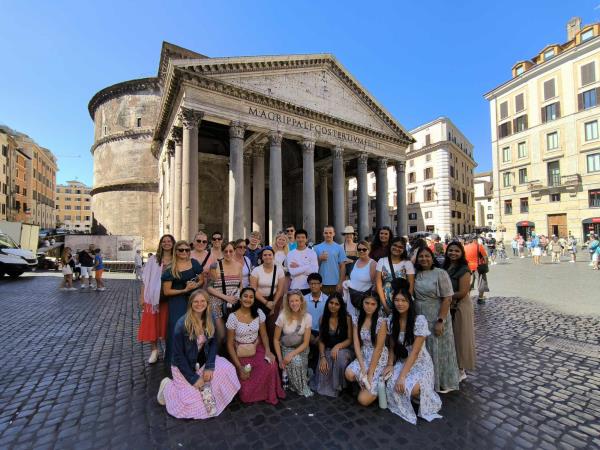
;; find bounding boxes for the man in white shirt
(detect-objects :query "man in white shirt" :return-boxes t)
[286,228,319,293]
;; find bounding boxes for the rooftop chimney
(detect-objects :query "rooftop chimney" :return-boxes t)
[567,17,582,41]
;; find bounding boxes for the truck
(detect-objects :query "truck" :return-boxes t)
[0,230,38,278]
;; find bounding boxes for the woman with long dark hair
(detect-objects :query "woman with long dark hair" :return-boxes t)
[138,234,175,364]
[442,242,475,381]
[207,241,242,319]
[225,287,285,404]
[375,237,415,315]
[413,247,459,393]
[157,290,240,418]
[310,293,353,397]
[384,282,442,424]
[345,295,388,406]
[369,226,394,260]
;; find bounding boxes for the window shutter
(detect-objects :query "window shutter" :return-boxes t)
[524,115,528,129]
[578,93,584,111]
[541,106,547,123]
[544,79,555,100]
[555,102,561,119]
[515,94,524,112]
[507,121,512,135]
[500,101,508,119]
[581,62,596,85]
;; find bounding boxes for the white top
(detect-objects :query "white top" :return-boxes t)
[285,247,319,290]
[275,312,312,335]
[240,256,252,288]
[250,264,285,297]
[376,258,415,278]
[226,309,266,343]
[348,258,375,292]
[274,250,288,272]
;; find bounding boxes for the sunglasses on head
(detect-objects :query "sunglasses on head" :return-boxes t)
[195,239,207,244]
[177,248,191,253]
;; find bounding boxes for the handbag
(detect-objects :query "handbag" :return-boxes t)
[259,265,277,314]
[235,339,257,358]
[280,321,304,347]
[477,247,489,275]
[349,286,370,309]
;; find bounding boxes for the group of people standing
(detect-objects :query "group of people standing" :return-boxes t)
[59,244,105,291]
[136,225,478,425]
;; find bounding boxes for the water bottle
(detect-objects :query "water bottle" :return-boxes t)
[282,369,289,390]
[378,380,388,409]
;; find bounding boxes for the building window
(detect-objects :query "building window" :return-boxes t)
[542,102,559,122]
[424,167,433,179]
[585,121,599,141]
[103,126,107,135]
[581,28,594,42]
[502,172,512,187]
[517,142,527,158]
[137,117,142,127]
[544,48,555,60]
[520,197,529,213]
[487,214,494,219]
[408,172,416,183]
[515,93,524,112]
[550,193,561,202]
[425,135,431,146]
[65,205,71,210]
[514,114,527,132]
[581,62,596,86]
[543,79,556,100]
[424,188,434,202]
[502,147,511,162]
[500,101,508,119]
[590,189,600,207]
[498,122,511,139]
[546,132,559,150]
[518,168,528,184]
[424,211,432,219]
[409,160,414,167]
[451,188,456,200]
[547,161,561,187]
[408,191,416,204]
[449,166,454,177]
[504,200,512,215]
[587,153,600,173]
[425,154,431,162]
[408,212,417,220]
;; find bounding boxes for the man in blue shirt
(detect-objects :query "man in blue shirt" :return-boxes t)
[313,226,346,296]
[304,272,328,371]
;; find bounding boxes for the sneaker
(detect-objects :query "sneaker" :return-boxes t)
[148,349,159,364]
[68,287,78,291]
[438,387,454,394]
[80,285,87,289]
[157,378,170,405]
[60,287,68,291]
[459,369,467,382]
[97,287,106,292]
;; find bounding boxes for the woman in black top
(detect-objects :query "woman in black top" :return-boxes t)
[309,293,353,397]
[369,226,394,260]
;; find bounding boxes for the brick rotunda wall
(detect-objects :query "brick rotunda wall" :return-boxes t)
[89,78,161,250]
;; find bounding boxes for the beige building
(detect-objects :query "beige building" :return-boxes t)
[55,180,92,232]
[485,17,600,240]
[474,172,495,229]
[0,130,14,220]
[90,43,414,247]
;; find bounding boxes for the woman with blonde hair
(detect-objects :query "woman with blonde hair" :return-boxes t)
[60,247,76,291]
[274,290,313,397]
[272,231,289,270]
[157,290,240,418]
[162,240,204,367]
[138,234,175,364]
[190,231,212,276]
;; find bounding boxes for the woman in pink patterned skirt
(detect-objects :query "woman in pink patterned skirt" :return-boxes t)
[157,290,240,419]
[226,287,285,405]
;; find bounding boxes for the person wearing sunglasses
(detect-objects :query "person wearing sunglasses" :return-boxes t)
[285,225,297,251]
[346,240,377,319]
[207,241,242,321]
[162,240,204,368]
[191,232,211,275]
[202,232,224,284]
[233,238,252,288]
[245,231,262,268]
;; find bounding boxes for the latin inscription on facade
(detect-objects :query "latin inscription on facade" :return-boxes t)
[248,107,382,150]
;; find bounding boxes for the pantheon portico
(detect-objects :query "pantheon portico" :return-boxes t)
[154,43,413,243]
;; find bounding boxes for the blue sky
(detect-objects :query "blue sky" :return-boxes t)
[1,0,599,185]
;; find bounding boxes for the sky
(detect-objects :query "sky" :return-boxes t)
[1,0,600,186]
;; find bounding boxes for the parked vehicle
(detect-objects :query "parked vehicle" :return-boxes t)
[0,231,37,278]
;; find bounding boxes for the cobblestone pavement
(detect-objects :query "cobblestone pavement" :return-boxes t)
[0,275,599,450]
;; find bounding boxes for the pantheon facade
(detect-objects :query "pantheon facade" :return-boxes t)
[89,43,413,247]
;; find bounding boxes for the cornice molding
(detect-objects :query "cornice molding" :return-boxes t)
[88,78,160,120]
[91,182,159,196]
[90,129,154,154]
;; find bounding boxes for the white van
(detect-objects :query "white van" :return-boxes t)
[0,231,37,278]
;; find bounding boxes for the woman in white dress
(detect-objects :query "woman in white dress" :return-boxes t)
[384,281,442,424]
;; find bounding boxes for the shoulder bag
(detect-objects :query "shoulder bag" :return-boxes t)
[477,246,489,275]
[258,265,277,314]
[280,321,304,348]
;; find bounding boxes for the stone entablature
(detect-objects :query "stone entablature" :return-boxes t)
[88,78,160,120]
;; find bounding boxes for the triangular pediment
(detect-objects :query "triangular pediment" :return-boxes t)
[171,54,412,143]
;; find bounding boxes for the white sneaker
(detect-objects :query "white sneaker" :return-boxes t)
[60,287,68,291]
[97,287,106,291]
[148,349,159,364]
[459,369,467,382]
[157,377,170,405]
[80,285,87,289]
[68,287,78,291]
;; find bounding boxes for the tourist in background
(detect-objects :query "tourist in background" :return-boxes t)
[369,226,393,260]
[531,232,542,265]
[134,249,143,281]
[162,240,204,367]
[138,234,174,364]
[157,290,240,418]
[310,293,353,397]
[442,242,475,382]
[342,226,358,277]
[226,287,284,405]
[347,240,376,318]
[345,295,389,406]
[274,290,313,397]
[93,248,105,291]
[285,225,297,251]
[78,244,95,289]
[245,231,262,267]
[375,237,415,316]
[60,247,76,291]
[590,234,600,270]
[464,236,488,305]
[384,283,442,425]
[567,232,577,263]
[511,237,518,257]
[413,247,459,393]
[286,229,319,293]
[548,235,562,264]
[234,238,252,288]
[314,225,346,296]
[207,241,242,320]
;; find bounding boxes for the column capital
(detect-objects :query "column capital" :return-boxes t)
[268,130,283,146]
[395,160,406,171]
[358,152,369,165]
[378,157,388,170]
[317,167,329,178]
[332,146,344,159]
[251,142,266,157]
[166,140,175,156]
[244,152,253,166]
[300,139,315,154]
[179,108,203,129]
[171,126,183,145]
[229,121,246,139]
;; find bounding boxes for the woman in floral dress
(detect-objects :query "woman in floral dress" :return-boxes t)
[375,237,415,316]
[345,295,388,406]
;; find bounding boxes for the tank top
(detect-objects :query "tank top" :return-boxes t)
[348,259,373,292]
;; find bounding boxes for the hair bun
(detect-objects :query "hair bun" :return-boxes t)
[391,277,410,293]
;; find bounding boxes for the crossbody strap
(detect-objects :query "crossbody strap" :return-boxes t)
[268,265,277,300]
[218,260,227,295]
[201,250,211,268]
[388,255,397,280]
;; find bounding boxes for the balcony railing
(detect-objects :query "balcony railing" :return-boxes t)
[548,174,561,187]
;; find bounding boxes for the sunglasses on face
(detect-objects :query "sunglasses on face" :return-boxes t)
[212,237,222,241]
[224,249,234,254]
[286,229,294,233]
[177,248,191,253]
[195,239,207,244]
[357,247,368,252]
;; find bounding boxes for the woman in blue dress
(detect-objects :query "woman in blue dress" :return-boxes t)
[162,240,204,367]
